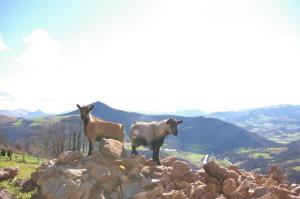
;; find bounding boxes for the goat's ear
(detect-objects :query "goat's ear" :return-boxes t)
[176,120,183,125]
[166,118,171,124]
[76,104,81,109]
[89,105,94,111]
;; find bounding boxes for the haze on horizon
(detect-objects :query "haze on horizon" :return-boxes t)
[1,0,300,114]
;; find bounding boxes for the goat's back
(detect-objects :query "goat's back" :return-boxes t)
[87,118,124,142]
[129,120,166,142]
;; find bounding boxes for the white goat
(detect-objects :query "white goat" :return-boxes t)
[129,118,183,165]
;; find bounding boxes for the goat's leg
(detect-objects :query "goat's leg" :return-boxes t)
[131,145,138,155]
[152,147,161,165]
[90,140,96,154]
[88,140,93,156]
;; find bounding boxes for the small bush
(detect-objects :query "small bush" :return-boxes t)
[7,150,12,160]
[1,149,6,156]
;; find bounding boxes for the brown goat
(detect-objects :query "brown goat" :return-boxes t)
[77,104,125,155]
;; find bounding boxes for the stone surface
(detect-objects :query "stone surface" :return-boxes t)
[0,189,16,199]
[267,165,288,184]
[25,152,300,199]
[57,151,82,164]
[204,161,228,181]
[160,156,176,167]
[223,178,237,198]
[0,167,19,182]
[99,138,126,159]
[171,160,190,180]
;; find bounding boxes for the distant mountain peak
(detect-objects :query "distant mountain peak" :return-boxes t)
[90,101,110,107]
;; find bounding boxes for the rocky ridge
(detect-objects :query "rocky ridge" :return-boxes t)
[25,138,300,199]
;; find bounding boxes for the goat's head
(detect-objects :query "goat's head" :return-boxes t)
[165,118,183,136]
[77,104,94,121]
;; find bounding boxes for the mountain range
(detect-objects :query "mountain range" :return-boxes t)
[64,101,275,153]
[208,104,300,143]
[3,103,300,146]
[0,101,276,153]
[0,109,50,119]
[137,109,206,117]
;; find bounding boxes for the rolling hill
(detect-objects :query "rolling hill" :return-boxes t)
[0,114,16,124]
[209,104,300,143]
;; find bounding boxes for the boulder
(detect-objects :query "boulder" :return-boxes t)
[21,179,38,192]
[171,160,190,180]
[267,165,288,184]
[225,170,240,183]
[292,185,300,195]
[115,155,147,177]
[99,138,126,159]
[0,189,16,199]
[270,186,300,199]
[0,167,19,181]
[258,192,280,199]
[132,186,163,199]
[57,151,82,164]
[231,179,251,199]
[162,171,172,186]
[161,156,176,167]
[228,165,242,175]
[60,168,87,179]
[0,171,9,182]
[203,161,228,181]
[223,178,237,198]
[190,184,218,199]
[163,190,188,199]
[184,171,202,183]
[89,165,112,182]
[253,186,269,198]
[140,166,151,177]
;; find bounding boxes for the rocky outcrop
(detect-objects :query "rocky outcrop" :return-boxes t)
[26,139,300,199]
[0,167,19,182]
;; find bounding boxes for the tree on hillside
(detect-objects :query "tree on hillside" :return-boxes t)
[15,143,26,162]
[36,121,89,158]
[0,128,8,147]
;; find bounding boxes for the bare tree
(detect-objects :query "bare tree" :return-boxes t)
[36,119,90,157]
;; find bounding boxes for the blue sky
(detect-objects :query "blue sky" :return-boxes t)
[1,0,300,113]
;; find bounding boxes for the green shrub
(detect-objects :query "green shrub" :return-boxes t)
[7,150,12,160]
[0,149,6,156]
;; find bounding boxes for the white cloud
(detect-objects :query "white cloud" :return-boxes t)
[77,37,89,46]
[0,34,12,52]
[3,1,300,113]
[15,30,62,68]
[0,92,14,101]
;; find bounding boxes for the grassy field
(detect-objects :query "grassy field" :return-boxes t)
[166,150,205,165]
[13,119,24,126]
[293,166,300,172]
[235,147,287,160]
[124,142,206,165]
[31,115,65,126]
[235,147,260,154]
[267,132,300,144]
[252,152,273,159]
[0,153,45,199]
